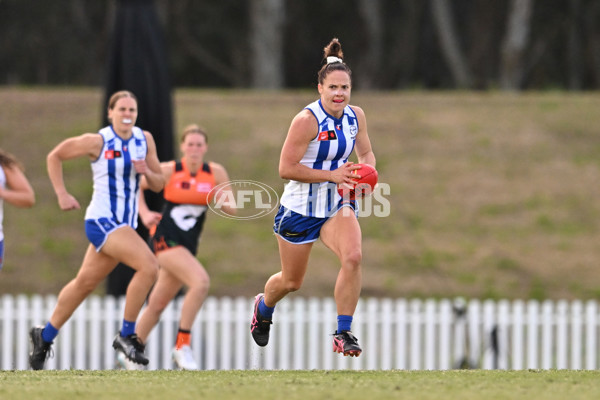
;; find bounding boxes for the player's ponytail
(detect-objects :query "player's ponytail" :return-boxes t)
[317,38,352,85]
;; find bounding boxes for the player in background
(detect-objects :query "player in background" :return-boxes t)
[251,38,376,356]
[119,124,236,370]
[0,148,36,270]
[29,90,164,370]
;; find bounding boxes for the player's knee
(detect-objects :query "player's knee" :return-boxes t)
[189,275,210,296]
[149,298,169,314]
[75,276,99,296]
[284,279,303,293]
[192,269,210,287]
[142,265,159,284]
[343,248,362,269]
[137,256,159,281]
[200,275,210,293]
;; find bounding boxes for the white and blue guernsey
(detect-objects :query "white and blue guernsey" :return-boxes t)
[279,99,359,218]
[84,125,148,228]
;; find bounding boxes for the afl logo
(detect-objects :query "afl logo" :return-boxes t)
[208,180,280,220]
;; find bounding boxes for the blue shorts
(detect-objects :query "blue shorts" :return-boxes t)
[0,239,4,270]
[273,204,356,244]
[85,218,127,251]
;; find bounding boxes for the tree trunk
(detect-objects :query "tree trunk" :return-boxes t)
[584,1,600,87]
[249,0,285,89]
[172,0,239,86]
[356,0,383,89]
[389,1,424,88]
[500,0,534,90]
[430,0,472,88]
[567,0,583,90]
[466,0,506,89]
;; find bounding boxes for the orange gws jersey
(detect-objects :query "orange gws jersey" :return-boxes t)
[163,159,216,206]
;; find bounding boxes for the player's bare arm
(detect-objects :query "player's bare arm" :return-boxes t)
[279,110,358,185]
[47,133,103,211]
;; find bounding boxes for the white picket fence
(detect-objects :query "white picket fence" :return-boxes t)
[1,294,599,370]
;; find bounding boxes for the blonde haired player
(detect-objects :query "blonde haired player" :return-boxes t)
[29,90,164,370]
[120,124,235,370]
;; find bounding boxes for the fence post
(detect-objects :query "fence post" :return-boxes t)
[380,298,393,370]
[366,298,380,370]
[424,299,436,370]
[452,297,468,369]
[481,300,496,370]
[89,296,102,370]
[438,299,452,370]
[307,297,321,370]
[293,297,306,370]
[497,300,510,369]
[570,300,583,369]
[409,298,422,370]
[234,296,248,370]
[394,299,407,370]
[541,300,554,369]
[526,300,539,369]
[74,299,87,369]
[204,297,218,370]
[467,299,481,369]
[16,295,28,370]
[219,297,233,370]
[322,298,335,370]
[585,300,597,370]
[2,295,14,370]
[556,300,568,369]
[512,300,524,370]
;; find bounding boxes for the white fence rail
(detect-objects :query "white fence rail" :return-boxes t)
[1,295,599,370]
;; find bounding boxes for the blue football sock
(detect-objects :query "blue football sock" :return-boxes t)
[337,315,353,332]
[258,298,275,319]
[41,322,59,343]
[120,319,136,337]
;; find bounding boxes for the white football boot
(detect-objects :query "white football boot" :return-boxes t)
[172,345,199,370]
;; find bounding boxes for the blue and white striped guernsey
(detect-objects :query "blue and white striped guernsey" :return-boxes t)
[279,99,358,218]
[84,125,148,228]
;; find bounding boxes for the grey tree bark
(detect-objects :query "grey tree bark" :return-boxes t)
[172,0,240,86]
[567,0,583,90]
[392,1,424,88]
[585,2,600,86]
[500,0,534,90]
[250,0,285,89]
[430,0,472,88]
[356,0,384,89]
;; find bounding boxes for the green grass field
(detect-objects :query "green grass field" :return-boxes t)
[1,369,600,400]
[2,88,600,300]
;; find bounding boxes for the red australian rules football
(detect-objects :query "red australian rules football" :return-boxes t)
[338,163,378,200]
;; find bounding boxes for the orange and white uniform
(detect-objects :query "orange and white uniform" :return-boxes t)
[150,158,215,255]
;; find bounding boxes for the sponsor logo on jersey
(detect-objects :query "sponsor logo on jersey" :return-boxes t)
[104,150,122,159]
[317,130,337,141]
